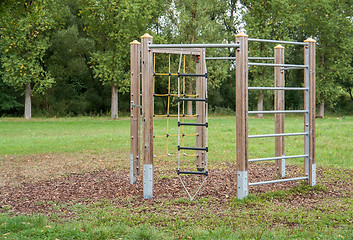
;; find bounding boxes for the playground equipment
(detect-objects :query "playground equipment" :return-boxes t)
[130,32,316,199]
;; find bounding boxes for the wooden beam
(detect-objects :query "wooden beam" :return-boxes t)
[235,32,249,199]
[141,33,154,198]
[130,40,141,184]
[305,38,316,186]
[274,45,285,178]
[196,49,206,171]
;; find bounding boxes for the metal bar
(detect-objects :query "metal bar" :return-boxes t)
[248,132,308,138]
[249,177,309,186]
[248,87,308,91]
[206,57,236,60]
[153,114,197,117]
[154,93,198,97]
[154,72,178,76]
[178,122,208,127]
[149,43,240,49]
[178,98,207,102]
[282,67,308,70]
[177,170,208,176]
[249,62,308,68]
[249,57,275,60]
[248,38,308,46]
[178,73,207,77]
[152,48,201,55]
[249,154,308,162]
[205,56,274,60]
[131,104,142,108]
[248,110,308,114]
[178,146,208,152]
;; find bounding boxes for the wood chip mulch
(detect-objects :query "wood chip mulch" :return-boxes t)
[0,163,352,215]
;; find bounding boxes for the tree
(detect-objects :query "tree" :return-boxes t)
[78,0,165,119]
[241,0,301,116]
[160,0,231,113]
[0,59,22,115]
[298,0,353,117]
[0,0,67,119]
[44,24,97,115]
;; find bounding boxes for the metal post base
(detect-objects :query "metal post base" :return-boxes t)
[237,171,248,199]
[281,159,286,178]
[305,157,309,176]
[143,164,153,199]
[130,154,135,184]
[310,164,316,186]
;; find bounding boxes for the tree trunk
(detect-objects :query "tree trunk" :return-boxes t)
[319,102,324,118]
[25,83,31,120]
[111,85,118,119]
[257,90,264,118]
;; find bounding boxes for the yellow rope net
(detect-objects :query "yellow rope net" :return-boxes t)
[153,53,197,158]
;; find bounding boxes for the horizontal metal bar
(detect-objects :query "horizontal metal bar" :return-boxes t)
[152,48,201,55]
[248,38,308,46]
[249,154,308,162]
[131,104,142,108]
[178,122,208,127]
[250,57,275,60]
[153,114,197,118]
[249,62,308,68]
[178,73,207,77]
[248,110,308,114]
[178,98,207,102]
[154,93,198,97]
[178,146,208,152]
[177,170,208,176]
[282,67,308,70]
[248,87,308,91]
[249,177,309,186]
[149,43,240,49]
[206,57,236,60]
[248,132,308,138]
[205,56,274,60]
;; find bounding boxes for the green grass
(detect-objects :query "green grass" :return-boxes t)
[0,117,130,155]
[0,115,352,239]
[1,115,352,168]
[1,187,352,239]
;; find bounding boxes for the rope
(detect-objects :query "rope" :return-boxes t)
[153,52,197,158]
[152,50,209,201]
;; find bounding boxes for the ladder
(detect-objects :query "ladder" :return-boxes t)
[176,52,209,200]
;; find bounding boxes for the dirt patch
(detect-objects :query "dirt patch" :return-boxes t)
[1,163,352,215]
[0,151,125,188]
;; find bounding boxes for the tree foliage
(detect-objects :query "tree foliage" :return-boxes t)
[0,0,352,117]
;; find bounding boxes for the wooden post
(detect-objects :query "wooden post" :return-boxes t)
[196,49,206,171]
[141,33,154,198]
[235,32,249,199]
[274,45,285,178]
[130,40,141,184]
[305,38,316,186]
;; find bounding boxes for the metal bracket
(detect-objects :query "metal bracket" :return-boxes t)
[131,101,142,109]
[311,164,316,186]
[237,171,248,199]
[130,154,135,184]
[143,164,153,199]
[281,158,286,178]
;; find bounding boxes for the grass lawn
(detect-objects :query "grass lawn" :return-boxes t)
[0,115,352,239]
